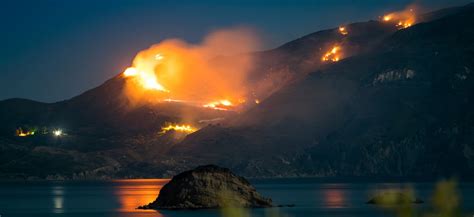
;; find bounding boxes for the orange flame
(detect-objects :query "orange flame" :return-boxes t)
[322,46,342,62]
[122,53,168,92]
[160,124,198,134]
[121,27,260,109]
[338,27,348,35]
[382,7,416,29]
[203,99,235,111]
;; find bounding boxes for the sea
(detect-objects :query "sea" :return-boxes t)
[0,178,473,217]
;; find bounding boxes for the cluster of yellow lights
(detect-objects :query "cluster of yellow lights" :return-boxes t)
[161,124,197,134]
[15,128,64,137]
[338,27,348,35]
[322,46,341,62]
[16,128,34,137]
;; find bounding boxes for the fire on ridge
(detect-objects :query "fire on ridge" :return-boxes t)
[160,123,198,134]
[382,7,416,29]
[322,7,418,64]
[322,46,342,62]
[338,27,348,35]
[121,27,260,111]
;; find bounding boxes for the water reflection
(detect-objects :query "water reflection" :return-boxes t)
[113,179,169,214]
[52,186,64,213]
[322,185,347,208]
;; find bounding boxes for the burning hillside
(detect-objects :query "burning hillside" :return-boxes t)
[160,123,198,134]
[382,7,417,29]
[122,27,261,111]
[322,45,342,62]
[338,27,348,35]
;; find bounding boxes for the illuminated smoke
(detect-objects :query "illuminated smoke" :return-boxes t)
[382,6,417,29]
[122,27,260,110]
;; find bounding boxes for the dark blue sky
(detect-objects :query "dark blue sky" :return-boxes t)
[0,0,469,102]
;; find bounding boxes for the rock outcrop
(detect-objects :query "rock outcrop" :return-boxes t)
[139,165,273,209]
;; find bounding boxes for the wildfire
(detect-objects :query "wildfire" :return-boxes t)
[123,64,168,92]
[396,21,413,29]
[203,100,234,110]
[382,8,416,29]
[160,124,198,134]
[338,27,348,35]
[383,15,393,21]
[123,67,138,77]
[120,27,259,111]
[122,52,169,92]
[322,46,342,62]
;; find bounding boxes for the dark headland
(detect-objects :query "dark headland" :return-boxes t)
[139,165,273,210]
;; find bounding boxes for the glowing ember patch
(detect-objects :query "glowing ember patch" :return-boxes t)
[203,100,235,110]
[382,8,416,29]
[161,124,197,134]
[396,21,412,29]
[220,100,232,106]
[383,15,392,21]
[322,46,342,62]
[338,27,348,35]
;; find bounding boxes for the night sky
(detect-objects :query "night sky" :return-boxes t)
[0,0,469,102]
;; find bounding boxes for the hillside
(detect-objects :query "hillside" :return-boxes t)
[172,3,474,178]
[0,3,473,179]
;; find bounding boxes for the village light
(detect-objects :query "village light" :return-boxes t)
[53,129,63,137]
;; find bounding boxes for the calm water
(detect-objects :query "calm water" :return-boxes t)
[0,178,473,217]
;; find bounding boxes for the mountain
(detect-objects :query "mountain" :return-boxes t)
[171,3,474,178]
[0,3,473,179]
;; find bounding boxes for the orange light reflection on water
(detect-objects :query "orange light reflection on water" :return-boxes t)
[112,179,170,214]
[322,187,346,208]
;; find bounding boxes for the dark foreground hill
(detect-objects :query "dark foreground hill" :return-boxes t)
[0,3,473,179]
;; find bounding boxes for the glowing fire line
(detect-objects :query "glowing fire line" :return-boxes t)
[382,8,416,29]
[123,52,168,92]
[203,100,234,111]
[322,46,342,62]
[160,124,198,134]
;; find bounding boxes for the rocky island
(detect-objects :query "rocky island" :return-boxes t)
[139,165,273,209]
